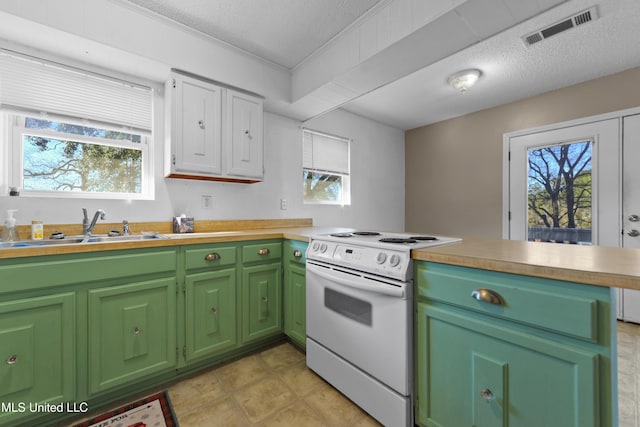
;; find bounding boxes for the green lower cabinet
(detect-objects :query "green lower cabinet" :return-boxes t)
[0,293,75,426]
[241,262,282,344]
[416,302,599,427]
[185,267,238,362]
[88,278,176,395]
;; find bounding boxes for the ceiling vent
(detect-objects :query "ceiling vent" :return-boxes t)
[522,6,599,47]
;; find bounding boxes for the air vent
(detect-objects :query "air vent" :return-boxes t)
[522,6,598,47]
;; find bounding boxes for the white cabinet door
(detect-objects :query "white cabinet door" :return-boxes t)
[168,72,222,176]
[225,90,263,179]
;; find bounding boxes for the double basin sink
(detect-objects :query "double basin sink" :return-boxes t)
[0,233,167,249]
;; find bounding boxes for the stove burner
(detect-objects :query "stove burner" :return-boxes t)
[330,232,353,238]
[409,236,438,241]
[379,238,418,244]
[351,231,382,236]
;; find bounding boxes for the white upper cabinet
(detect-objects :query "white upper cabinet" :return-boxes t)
[225,90,264,179]
[165,71,264,183]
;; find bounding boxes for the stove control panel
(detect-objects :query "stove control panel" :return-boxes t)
[307,240,410,280]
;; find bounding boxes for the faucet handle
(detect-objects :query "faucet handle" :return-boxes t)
[122,220,130,236]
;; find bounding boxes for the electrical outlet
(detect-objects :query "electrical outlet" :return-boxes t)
[280,198,288,210]
[201,195,212,209]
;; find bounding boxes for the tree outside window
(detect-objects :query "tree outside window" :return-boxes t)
[527,140,592,244]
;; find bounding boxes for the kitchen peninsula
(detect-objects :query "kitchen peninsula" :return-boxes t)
[413,238,630,427]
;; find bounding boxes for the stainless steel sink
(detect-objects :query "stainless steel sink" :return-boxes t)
[0,233,167,249]
[0,238,86,249]
[81,234,167,243]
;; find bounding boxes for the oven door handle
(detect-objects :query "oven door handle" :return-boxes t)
[307,264,405,298]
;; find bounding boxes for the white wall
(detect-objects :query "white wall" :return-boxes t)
[0,2,405,232]
[0,109,404,231]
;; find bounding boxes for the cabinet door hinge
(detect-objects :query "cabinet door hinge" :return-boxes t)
[183,346,187,359]
[508,211,512,221]
[172,78,177,89]
[172,154,176,166]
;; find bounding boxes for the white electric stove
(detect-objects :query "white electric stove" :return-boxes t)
[305,231,461,427]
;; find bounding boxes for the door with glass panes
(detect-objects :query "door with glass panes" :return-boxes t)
[507,118,620,248]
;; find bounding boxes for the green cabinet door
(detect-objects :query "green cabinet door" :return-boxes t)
[185,267,238,362]
[416,302,599,427]
[0,293,75,426]
[88,278,176,395]
[241,262,282,344]
[283,240,307,348]
[284,263,306,348]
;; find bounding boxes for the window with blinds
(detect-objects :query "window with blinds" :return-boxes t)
[302,128,351,205]
[0,50,154,199]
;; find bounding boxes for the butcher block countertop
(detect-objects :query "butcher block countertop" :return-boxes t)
[413,237,640,291]
[0,218,353,260]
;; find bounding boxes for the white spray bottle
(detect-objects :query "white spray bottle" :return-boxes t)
[1,209,21,242]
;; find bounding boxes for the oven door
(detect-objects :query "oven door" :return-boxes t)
[306,260,411,395]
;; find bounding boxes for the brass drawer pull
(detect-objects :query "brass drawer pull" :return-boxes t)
[7,355,18,365]
[257,248,270,255]
[133,326,141,335]
[205,252,221,261]
[471,288,505,305]
[293,250,303,258]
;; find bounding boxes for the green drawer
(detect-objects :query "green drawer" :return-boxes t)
[242,241,282,264]
[284,240,308,264]
[416,262,601,342]
[185,245,237,270]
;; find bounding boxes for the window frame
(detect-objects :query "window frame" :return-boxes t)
[7,113,153,200]
[0,49,155,200]
[302,128,351,206]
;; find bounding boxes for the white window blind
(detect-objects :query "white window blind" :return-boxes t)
[0,50,152,132]
[302,128,350,175]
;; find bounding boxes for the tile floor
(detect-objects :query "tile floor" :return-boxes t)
[618,321,640,427]
[168,342,381,426]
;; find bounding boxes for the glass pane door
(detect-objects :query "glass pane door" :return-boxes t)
[527,140,592,244]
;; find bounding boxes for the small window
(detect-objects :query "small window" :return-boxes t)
[14,116,147,197]
[302,128,351,205]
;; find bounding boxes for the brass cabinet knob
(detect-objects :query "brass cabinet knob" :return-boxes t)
[257,248,270,255]
[480,388,495,402]
[293,250,303,258]
[6,355,17,365]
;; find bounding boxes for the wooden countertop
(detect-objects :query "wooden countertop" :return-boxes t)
[0,222,354,260]
[0,218,344,259]
[413,237,640,290]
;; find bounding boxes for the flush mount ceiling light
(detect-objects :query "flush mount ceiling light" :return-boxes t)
[447,69,481,92]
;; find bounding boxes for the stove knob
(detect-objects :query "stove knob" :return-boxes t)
[320,243,328,253]
[389,254,401,267]
[376,252,387,264]
[312,242,320,252]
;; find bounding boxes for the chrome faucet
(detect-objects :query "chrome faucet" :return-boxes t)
[82,208,106,236]
[122,219,130,236]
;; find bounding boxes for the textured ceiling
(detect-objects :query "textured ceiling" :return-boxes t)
[344,0,640,129]
[124,0,383,69]
[120,0,640,130]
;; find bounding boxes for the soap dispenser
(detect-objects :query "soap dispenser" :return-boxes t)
[1,210,21,242]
